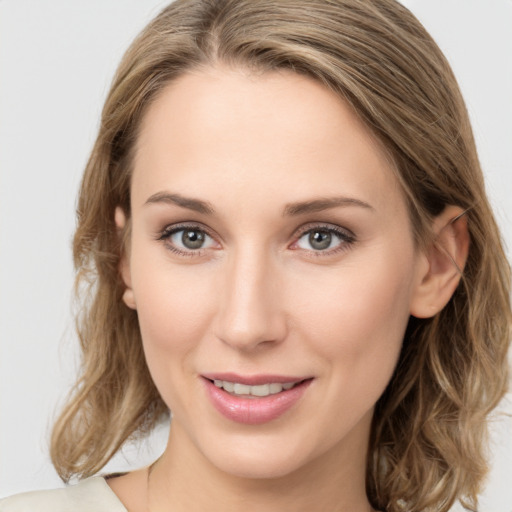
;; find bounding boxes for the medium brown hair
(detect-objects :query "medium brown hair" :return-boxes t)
[51,1,511,511]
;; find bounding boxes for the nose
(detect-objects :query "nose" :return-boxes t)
[214,247,288,352]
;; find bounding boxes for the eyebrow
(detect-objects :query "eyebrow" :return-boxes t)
[144,192,374,216]
[144,192,215,215]
[283,197,374,216]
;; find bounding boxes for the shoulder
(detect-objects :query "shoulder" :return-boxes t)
[0,477,127,512]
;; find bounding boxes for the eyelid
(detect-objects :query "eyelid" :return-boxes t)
[293,222,355,240]
[157,222,221,256]
[156,221,356,257]
[289,222,356,255]
[157,220,220,238]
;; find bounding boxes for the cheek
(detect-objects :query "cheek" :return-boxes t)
[131,237,217,335]
[137,277,208,348]
[287,251,416,447]
[130,251,218,394]
[291,248,416,376]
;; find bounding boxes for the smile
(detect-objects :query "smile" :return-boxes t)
[212,380,296,397]
[202,375,313,425]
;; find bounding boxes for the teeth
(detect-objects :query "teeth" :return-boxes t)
[251,384,270,397]
[213,380,298,397]
[223,381,235,393]
[233,383,251,395]
[269,383,282,394]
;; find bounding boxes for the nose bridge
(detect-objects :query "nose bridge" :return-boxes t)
[216,243,285,350]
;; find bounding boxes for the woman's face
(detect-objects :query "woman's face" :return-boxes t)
[120,66,428,479]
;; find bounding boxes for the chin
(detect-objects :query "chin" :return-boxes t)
[213,451,306,480]
[196,428,323,481]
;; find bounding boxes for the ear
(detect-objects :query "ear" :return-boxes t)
[115,206,137,310]
[410,206,469,319]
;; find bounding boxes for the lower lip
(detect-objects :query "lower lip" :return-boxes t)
[203,378,312,425]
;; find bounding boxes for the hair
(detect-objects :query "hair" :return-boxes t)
[50,1,511,511]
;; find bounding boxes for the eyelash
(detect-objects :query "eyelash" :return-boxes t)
[157,223,218,257]
[157,222,356,258]
[292,224,356,257]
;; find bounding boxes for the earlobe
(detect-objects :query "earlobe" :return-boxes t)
[410,206,470,319]
[115,207,137,310]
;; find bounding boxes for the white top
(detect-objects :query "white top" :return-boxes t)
[0,477,127,512]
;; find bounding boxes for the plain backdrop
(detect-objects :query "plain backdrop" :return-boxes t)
[0,1,511,510]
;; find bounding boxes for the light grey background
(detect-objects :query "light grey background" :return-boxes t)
[1,1,511,510]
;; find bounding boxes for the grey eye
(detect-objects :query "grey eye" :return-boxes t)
[182,229,206,249]
[169,228,214,251]
[308,230,332,250]
[296,229,343,251]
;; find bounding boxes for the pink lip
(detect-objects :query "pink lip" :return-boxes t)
[202,375,313,425]
[202,372,305,386]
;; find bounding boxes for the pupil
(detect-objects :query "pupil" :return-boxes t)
[182,230,205,249]
[309,230,331,250]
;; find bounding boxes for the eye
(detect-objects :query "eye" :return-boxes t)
[293,225,355,254]
[158,225,218,255]
[172,228,211,250]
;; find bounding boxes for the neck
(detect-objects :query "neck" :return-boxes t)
[148,420,375,512]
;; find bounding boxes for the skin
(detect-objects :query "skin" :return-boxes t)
[109,65,469,512]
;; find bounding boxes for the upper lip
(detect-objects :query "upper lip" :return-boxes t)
[201,373,310,386]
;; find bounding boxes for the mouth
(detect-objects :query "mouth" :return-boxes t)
[208,379,299,397]
[201,374,313,424]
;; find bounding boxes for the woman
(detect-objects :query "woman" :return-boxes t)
[1,0,510,511]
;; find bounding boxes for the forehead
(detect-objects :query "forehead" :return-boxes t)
[132,65,404,218]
